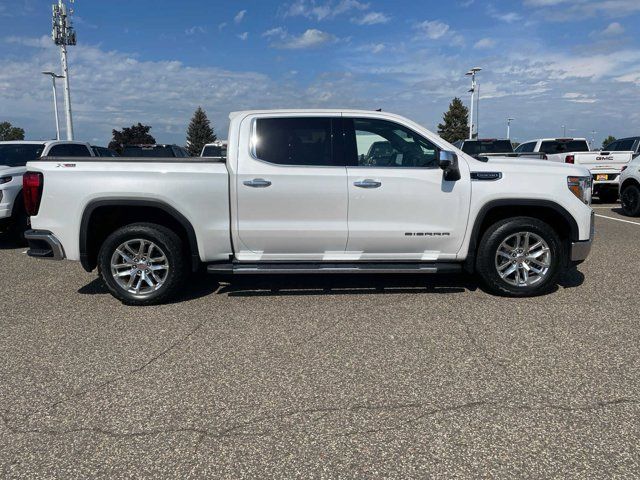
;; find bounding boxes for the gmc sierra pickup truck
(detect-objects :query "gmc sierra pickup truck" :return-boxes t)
[0,140,95,240]
[24,110,595,305]
[515,138,633,202]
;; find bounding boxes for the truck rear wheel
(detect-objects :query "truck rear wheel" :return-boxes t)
[8,197,29,245]
[476,217,563,297]
[621,184,640,217]
[97,223,188,306]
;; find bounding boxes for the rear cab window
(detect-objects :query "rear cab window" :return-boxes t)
[48,143,92,157]
[461,140,513,156]
[539,140,589,154]
[0,144,45,167]
[515,142,535,153]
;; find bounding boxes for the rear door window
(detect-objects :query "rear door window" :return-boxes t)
[613,139,635,151]
[254,117,338,166]
[515,142,535,153]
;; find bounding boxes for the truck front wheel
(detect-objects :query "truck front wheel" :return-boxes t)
[97,223,188,306]
[621,184,640,217]
[476,217,563,297]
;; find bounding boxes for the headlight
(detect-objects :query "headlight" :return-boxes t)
[568,176,592,205]
[0,176,12,185]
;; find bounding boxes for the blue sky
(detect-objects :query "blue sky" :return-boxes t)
[1,0,640,146]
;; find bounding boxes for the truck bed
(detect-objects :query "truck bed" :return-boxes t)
[27,157,232,263]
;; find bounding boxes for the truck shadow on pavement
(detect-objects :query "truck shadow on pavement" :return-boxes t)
[77,268,585,302]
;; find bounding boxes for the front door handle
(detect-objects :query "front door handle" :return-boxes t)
[354,179,382,189]
[243,178,272,188]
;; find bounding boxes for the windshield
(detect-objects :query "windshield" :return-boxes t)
[539,140,589,154]
[122,146,174,158]
[461,140,514,156]
[0,144,45,167]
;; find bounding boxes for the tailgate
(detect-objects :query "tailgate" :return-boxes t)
[574,151,633,168]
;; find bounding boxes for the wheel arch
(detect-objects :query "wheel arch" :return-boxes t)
[464,199,579,273]
[80,199,200,273]
[621,177,640,191]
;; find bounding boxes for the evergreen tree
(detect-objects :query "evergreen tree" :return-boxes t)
[108,123,156,154]
[186,107,216,157]
[0,122,25,141]
[437,98,469,143]
[602,135,616,149]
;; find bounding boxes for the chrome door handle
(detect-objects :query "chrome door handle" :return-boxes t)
[243,178,272,188]
[354,179,382,189]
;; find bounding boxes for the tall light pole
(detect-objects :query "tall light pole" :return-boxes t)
[42,71,64,140]
[590,130,597,151]
[52,0,76,141]
[466,67,481,140]
[561,125,567,137]
[507,118,514,140]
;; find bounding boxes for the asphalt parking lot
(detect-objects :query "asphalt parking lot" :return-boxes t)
[1,204,639,478]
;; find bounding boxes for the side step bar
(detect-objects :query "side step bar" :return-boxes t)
[207,262,463,275]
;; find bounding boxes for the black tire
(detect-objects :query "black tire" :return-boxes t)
[475,217,564,297]
[97,223,188,306]
[8,197,29,245]
[598,188,618,204]
[620,184,640,217]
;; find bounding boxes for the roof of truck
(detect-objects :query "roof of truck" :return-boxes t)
[0,140,88,145]
[230,109,405,119]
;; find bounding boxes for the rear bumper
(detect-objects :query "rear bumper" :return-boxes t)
[24,230,66,260]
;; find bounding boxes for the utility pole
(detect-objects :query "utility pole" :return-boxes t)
[590,130,597,151]
[507,118,514,140]
[52,0,76,141]
[42,71,64,140]
[466,67,481,140]
[562,125,566,137]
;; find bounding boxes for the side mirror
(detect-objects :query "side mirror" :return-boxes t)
[439,150,461,181]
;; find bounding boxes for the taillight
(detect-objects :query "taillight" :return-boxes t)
[23,172,44,216]
[565,155,575,164]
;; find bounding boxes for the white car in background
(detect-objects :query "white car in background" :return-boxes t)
[201,140,227,158]
[0,140,94,240]
[619,156,640,216]
[515,138,633,203]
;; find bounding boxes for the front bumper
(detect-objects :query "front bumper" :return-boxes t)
[24,230,66,260]
[571,211,595,262]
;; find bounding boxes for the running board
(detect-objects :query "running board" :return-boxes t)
[207,262,463,275]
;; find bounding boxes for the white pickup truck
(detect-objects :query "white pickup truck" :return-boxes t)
[24,110,595,305]
[0,140,94,239]
[515,138,633,202]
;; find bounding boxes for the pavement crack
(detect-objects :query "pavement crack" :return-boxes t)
[6,317,209,425]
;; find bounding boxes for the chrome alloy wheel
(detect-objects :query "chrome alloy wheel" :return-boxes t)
[110,239,170,296]
[494,232,551,287]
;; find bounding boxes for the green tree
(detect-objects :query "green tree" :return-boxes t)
[437,98,469,143]
[108,123,156,154]
[186,107,216,156]
[602,135,616,149]
[0,122,25,141]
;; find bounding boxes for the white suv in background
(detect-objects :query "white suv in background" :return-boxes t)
[0,141,94,240]
[619,156,640,216]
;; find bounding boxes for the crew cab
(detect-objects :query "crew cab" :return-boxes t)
[0,140,94,239]
[619,155,640,217]
[516,138,633,202]
[24,110,595,305]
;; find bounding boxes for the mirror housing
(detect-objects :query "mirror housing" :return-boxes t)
[439,150,461,181]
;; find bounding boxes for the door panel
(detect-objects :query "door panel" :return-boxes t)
[236,116,349,260]
[343,117,471,260]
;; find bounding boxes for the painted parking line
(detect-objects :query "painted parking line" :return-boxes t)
[595,214,640,226]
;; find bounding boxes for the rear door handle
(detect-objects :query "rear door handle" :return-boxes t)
[243,178,272,188]
[354,179,382,189]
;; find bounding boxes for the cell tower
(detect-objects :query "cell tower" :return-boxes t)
[52,0,76,140]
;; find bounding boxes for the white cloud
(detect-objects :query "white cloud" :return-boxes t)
[524,0,640,18]
[602,22,625,36]
[264,28,337,49]
[185,26,206,36]
[284,0,369,21]
[415,20,450,40]
[563,92,597,103]
[352,12,390,25]
[237,32,249,41]
[474,38,496,49]
[234,10,247,24]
